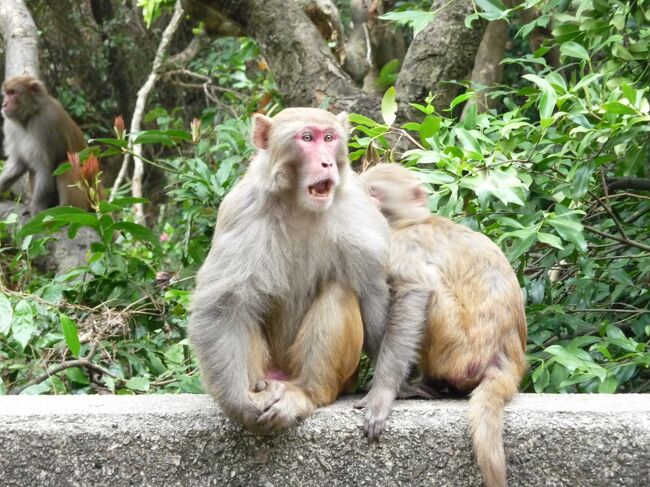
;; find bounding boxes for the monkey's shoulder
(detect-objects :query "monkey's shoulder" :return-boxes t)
[3,120,52,167]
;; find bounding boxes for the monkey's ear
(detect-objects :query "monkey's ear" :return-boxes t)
[252,113,272,150]
[411,184,427,205]
[368,184,384,208]
[336,111,350,133]
[28,80,44,94]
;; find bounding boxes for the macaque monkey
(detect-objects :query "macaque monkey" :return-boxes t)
[190,108,390,433]
[359,163,527,487]
[0,75,101,214]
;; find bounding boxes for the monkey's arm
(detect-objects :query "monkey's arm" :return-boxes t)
[358,271,390,359]
[0,157,27,192]
[30,164,59,214]
[361,288,430,441]
[190,274,269,427]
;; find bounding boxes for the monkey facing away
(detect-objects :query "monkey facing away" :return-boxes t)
[358,163,527,487]
[0,75,101,214]
[189,108,391,433]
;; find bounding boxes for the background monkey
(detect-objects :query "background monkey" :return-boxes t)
[0,75,101,214]
[190,108,391,433]
[359,163,527,487]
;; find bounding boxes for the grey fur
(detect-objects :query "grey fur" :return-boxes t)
[189,109,390,432]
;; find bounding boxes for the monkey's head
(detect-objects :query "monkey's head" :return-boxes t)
[361,163,431,226]
[251,108,350,212]
[1,76,49,124]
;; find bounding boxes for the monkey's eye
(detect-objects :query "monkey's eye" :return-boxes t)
[302,133,313,142]
[5,89,14,96]
[324,133,334,142]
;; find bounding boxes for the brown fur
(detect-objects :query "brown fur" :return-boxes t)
[360,163,527,487]
[0,75,103,213]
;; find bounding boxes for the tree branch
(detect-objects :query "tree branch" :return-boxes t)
[111,0,185,224]
[9,343,115,395]
[584,225,650,253]
[606,177,650,192]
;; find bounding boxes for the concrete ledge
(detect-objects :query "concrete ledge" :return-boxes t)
[1,394,648,486]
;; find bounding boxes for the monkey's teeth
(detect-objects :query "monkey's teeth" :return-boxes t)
[309,179,334,197]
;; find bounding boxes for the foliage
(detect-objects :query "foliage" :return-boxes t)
[1,0,649,396]
[353,0,650,393]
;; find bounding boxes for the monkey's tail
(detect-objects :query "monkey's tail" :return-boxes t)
[467,363,519,487]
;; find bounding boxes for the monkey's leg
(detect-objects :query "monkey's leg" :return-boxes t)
[0,157,27,193]
[30,166,59,214]
[256,282,364,430]
[360,288,430,441]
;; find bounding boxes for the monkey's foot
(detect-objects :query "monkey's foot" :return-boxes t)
[255,381,314,432]
[360,387,396,442]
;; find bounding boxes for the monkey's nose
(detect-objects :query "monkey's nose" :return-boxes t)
[321,161,333,168]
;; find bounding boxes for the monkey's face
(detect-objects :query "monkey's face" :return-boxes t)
[252,108,349,213]
[291,124,343,212]
[361,163,430,224]
[1,77,43,123]
[2,86,22,120]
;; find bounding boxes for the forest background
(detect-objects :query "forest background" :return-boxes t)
[0,0,648,397]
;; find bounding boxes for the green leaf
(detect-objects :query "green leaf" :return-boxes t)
[454,128,482,154]
[475,0,509,20]
[11,300,37,350]
[506,232,536,260]
[0,293,12,335]
[537,232,564,250]
[450,92,474,109]
[419,116,441,142]
[602,102,637,115]
[532,365,550,392]
[90,138,129,149]
[560,41,589,61]
[164,343,185,365]
[598,375,618,393]
[53,162,73,176]
[126,376,150,392]
[133,131,175,146]
[522,74,557,119]
[20,382,53,395]
[381,86,398,126]
[379,10,436,36]
[572,73,602,92]
[109,197,149,206]
[545,344,607,381]
[349,113,380,128]
[17,207,100,238]
[462,168,527,207]
[546,212,587,252]
[570,162,593,198]
[59,314,81,358]
[66,367,90,385]
[111,222,161,251]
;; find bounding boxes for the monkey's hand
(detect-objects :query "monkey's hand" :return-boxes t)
[254,380,313,432]
[359,387,396,442]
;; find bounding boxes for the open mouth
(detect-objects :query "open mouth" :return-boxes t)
[308,179,334,198]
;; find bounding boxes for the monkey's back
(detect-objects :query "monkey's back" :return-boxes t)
[389,214,527,385]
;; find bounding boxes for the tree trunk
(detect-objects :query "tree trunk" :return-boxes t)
[461,17,509,117]
[396,0,486,116]
[183,0,486,120]
[0,0,39,77]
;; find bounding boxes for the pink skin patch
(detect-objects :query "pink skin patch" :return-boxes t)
[294,126,340,201]
[265,368,290,381]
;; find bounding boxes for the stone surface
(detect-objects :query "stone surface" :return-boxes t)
[0,394,648,486]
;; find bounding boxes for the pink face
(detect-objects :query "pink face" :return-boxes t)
[1,88,19,118]
[295,125,341,210]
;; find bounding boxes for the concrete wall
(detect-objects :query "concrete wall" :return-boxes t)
[1,394,648,487]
